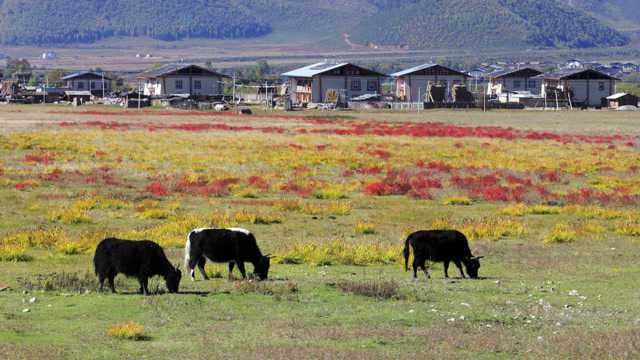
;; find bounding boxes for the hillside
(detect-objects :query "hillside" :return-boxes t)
[0,0,630,49]
[350,0,629,49]
[564,0,640,30]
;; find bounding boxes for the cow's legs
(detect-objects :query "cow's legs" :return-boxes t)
[421,263,430,280]
[108,275,116,293]
[197,257,209,280]
[236,261,247,279]
[98,274,106,291]
[444,260,450,278]
[453,260,466,278]
[188,255,202,281]
[138,276,149,295]
[228,262,235,279]
[412,258,419,279]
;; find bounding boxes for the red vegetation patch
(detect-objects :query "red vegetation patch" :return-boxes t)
[24,154,55,165]
[145,182,169,197]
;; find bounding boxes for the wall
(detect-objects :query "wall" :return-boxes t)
[397,75,468,102]
[312,75,380,103]
[144,75,223,96]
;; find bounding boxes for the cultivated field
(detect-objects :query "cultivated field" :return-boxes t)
[1,105,640,359]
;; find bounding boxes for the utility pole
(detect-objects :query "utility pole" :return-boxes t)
[102,72,105,99]
[233,72,238,114]
[138,80,142,111]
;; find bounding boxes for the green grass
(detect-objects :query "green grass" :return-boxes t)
[1,106,640,358]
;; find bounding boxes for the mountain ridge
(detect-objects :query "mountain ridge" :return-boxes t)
[0,0,631,49]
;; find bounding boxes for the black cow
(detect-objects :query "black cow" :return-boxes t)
[184,228,271,281]
[403,230,483,279]
[93,238,182,295]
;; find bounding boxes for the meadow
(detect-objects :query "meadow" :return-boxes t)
[1,106,640,359]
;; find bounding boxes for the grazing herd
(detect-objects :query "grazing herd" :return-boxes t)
[93,227,483,295]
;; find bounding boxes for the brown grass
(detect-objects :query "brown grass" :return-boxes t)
[336,280,401,300]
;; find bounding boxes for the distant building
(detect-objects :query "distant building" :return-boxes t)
[62,72,112,94]
[41,52,57,60]
[138,64,227,97]
[606,93,638,109]
[487,68,543,99]
[390,64,469,102]
[538,69,618,107]
[282,62,384,104]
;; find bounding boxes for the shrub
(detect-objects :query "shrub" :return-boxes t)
[615,221,640,237]
[107,321,147,341]
[530,205,561,215]
[336,280,401,300]
[354,222,376,235]
[0,245,32,262]
[500,203,528,216]
[544,224,577,244]
[136,208,171,220]
[443,196,473,206]
[233,281,299,297]
[276,240,400,266]
[48,207,92,224]
[18,272,96,292]
[272,199,301,212]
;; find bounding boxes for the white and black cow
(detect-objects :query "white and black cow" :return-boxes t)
[403,230,484,279]
[184,228,271,281]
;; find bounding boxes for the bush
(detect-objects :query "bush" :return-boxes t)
[354,222,376,235]
[233,281,299,296]
[107,321,147,341]
[18,272,97,292]
[443,196,473,206]
[544,224,577,244]
[336,280,401,300]
[0,245,32,262]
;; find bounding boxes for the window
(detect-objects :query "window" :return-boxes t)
[598,82,605,91]
[194,80,202,90]
[351,79,361,91]
[513,80,522,88]
[77,82,84,89]
[91,81,96,90]
[175,79,183,90]
[367,79,378,92]
[528,80,537,89]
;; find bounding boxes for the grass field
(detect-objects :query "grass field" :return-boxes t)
[1,105,640,359]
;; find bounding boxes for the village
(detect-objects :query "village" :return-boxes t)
[0,57,639,111]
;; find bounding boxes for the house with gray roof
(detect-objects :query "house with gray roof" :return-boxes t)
[138,64,227,97]
[486,68,543,100]
[390,64,469,102]
[537,69,618,107]
[63,71,111,94]
[282,62,384,104]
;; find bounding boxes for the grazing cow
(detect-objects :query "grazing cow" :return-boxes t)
[184,228,270,281]
[93,238,182,295]
[403,230,483,279]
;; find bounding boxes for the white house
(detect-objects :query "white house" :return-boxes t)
[138,64,227,97]
[538,69,618,107]
[282,62,384,104]
[62,72,112,94]
[486,68,543,101]
[390,64,469,102]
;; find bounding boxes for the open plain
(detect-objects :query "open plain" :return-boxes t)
[1,106,640,359]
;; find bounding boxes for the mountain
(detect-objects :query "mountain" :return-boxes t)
[0,0,630,49]
[563,0,640,30]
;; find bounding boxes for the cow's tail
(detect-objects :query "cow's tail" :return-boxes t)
[184,231,192,271]
[403,235,412,272]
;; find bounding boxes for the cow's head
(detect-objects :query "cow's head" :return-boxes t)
[166,265,182,293]
[254,255,271,280]
[463,256,483,279]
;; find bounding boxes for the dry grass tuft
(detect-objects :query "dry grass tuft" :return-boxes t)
[336,280,401,300]
[106,321,147,341]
